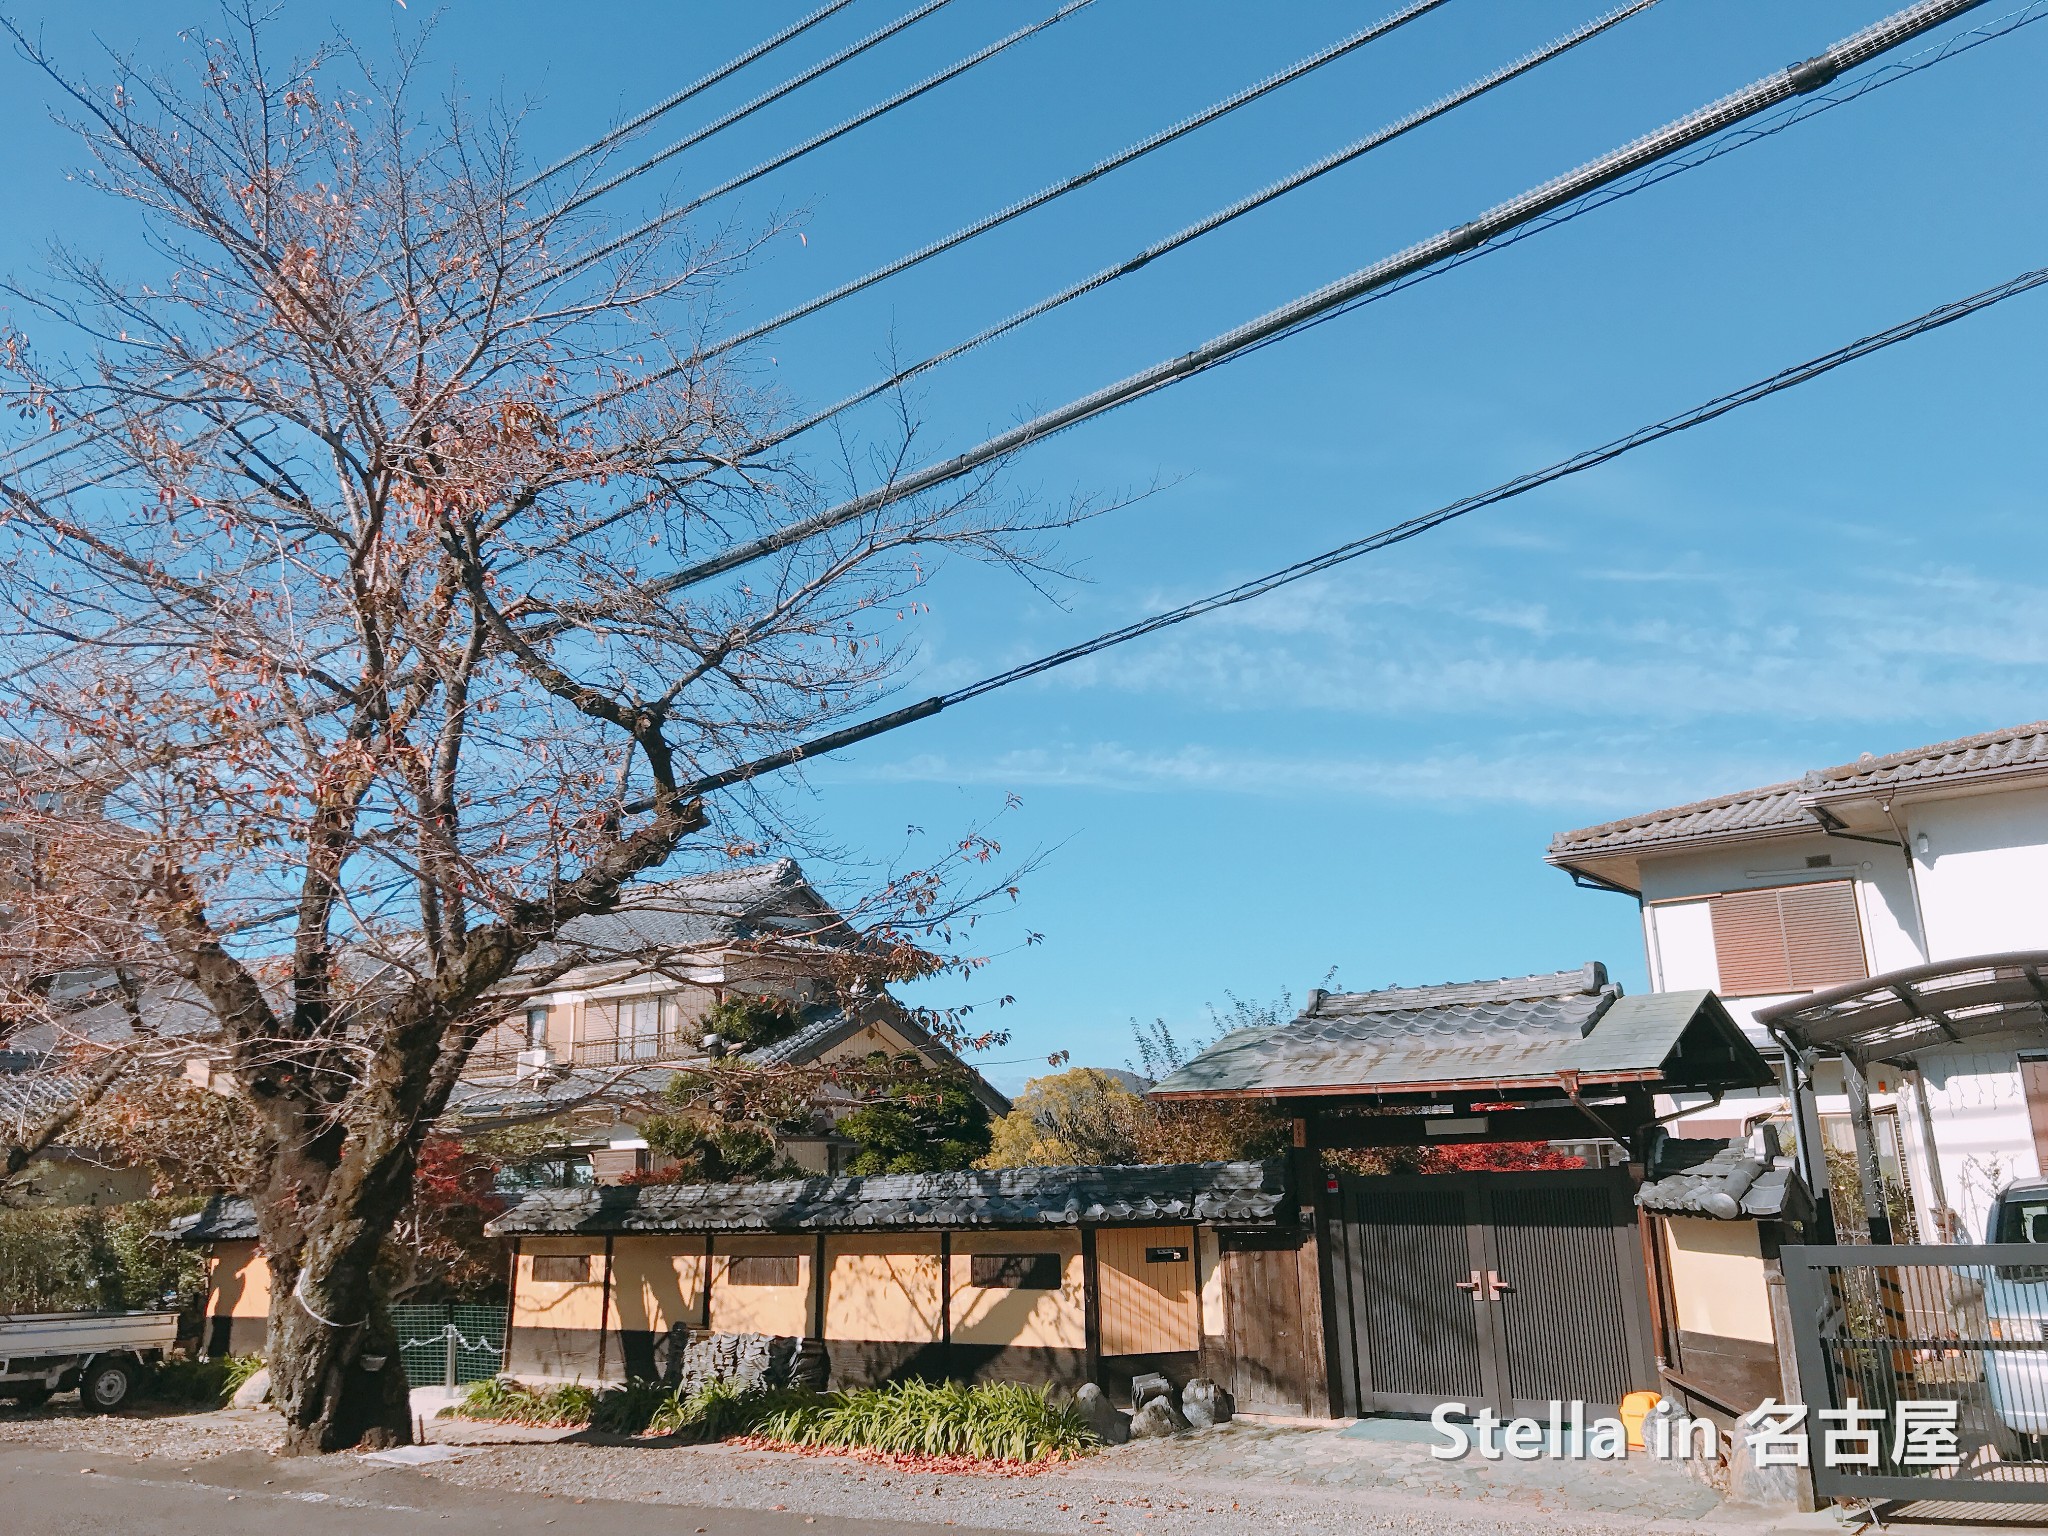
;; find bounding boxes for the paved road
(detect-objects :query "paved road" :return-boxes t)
[0,1443,1031,1536]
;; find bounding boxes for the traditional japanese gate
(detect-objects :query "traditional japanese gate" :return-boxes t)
[1323,1168,1656,1418]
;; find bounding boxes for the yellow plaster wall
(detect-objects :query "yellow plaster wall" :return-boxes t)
[1663,1216,1775,1344]
[512,1237,609,1333]
[948,1230,1085,1348]
[610,1237,706,1334]
[708,1237,811,1336]
[208,1240,271,1322]
[824,1235,943,1342]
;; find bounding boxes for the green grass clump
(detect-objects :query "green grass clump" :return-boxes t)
[646,1377,816,1439]
[589,1377,674,1434]
[758,1379,1096,1462]
[456,1377,597,1426]
[148,1354,264,1407]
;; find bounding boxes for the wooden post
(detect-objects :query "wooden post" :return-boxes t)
[1906,1067,1954,1240]
[808,1233,828,1339]
[1081,1227,1102,1388]
[1764,1256,1819,1514]
[701,1235,714,1330]
[597,1235,615,1383]
[939,1231,953,1382]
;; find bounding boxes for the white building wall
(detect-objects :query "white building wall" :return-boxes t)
[1910,1041,2040,1240]
[1903,787,2048,962]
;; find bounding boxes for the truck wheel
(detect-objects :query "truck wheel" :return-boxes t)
[81,1358,137,1412]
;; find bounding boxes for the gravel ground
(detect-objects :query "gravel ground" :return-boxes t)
[0,1403,1780,1535]
[418,1420,1764,1536]
[0,1400,280,1460]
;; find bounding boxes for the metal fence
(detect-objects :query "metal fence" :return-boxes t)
[391,1303,506,1390]
[1783,1244,2048,1506]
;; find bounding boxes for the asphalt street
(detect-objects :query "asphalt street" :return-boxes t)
[0,1442,1030,1536]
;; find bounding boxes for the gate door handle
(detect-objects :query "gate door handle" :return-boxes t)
[1454,1269,1483,1293]
[1484,1270,1515,1300]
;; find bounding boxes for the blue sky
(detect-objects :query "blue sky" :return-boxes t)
[3,2,2044,1091]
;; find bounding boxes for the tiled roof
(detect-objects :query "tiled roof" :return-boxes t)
[1635,1136,1812,1222]
[528,859,844,968]
[487,1159,1289,1236]
[1550,720,2048,864]
[162,1195,261,1243]
[1150,976,1773,1099]
[0,1051,94,1129]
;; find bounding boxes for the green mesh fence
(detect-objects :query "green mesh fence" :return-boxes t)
[392,1303,506,1388]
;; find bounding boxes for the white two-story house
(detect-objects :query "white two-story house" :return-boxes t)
[1548,719,2048,1241]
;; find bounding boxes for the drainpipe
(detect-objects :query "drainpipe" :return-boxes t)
[1880,797,1933,964]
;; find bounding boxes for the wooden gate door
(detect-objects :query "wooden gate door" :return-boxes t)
[1326,1168,1654,1418]
[1217,1231,1312,1414]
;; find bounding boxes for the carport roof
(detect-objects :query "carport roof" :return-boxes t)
[1754,950,2048,1068]
[1148,966,1773,1101]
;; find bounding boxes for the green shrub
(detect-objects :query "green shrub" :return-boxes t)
[456,1377,596,1426]
[0,1199,206,1315]
[589,1377,674,1434]
[148,1353,263,1407]
[760,1379,1095,1462]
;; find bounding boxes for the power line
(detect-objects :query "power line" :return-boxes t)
[509,0,865,199]
[506,0,1100,308]
[646,260,2048,809]
[530,0,1655,563]
[640,0,1460,373]
[535,0,965,228]
[620,0,1999,603]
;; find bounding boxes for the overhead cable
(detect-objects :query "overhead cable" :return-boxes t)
[646,260,2048,807]
[619,0,1997,602]
[667,0,1459,367]
[510,0,1100,305]
[509,0,864,199]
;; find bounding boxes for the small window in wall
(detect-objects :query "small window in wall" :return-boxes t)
[970,1252,1060,1289]
[1708,880,1867,997]
[727,1254,801,1287]
[1144,1245,1190,1264]
[531,1254,590,1283]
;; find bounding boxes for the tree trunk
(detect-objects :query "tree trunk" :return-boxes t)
[267,1288,412,1454]
[259,1138,420,1453]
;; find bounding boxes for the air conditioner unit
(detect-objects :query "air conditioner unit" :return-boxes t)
[515,1047,556,1081]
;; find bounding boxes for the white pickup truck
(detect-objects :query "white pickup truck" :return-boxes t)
[0,1309,180,1409]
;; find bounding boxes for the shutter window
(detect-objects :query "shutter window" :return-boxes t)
[1708,880,1867,997]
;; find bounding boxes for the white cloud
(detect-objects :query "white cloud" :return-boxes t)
[836,738,1799,813]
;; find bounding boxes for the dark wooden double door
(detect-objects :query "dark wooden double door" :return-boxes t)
[1325,1169,1655,1418]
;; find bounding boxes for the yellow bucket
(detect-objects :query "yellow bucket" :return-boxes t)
[1619,1390,1662,1450]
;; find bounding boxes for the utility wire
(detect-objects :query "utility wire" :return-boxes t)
[631,0,1459,377]
[505,0,1099,308]
[620,0,1998,603]
[509,0,864,199]
[518,0,1653,570]
[643,260,2048,809]
[533,0,964,228]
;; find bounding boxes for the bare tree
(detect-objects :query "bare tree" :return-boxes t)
[0,13,1076,1452]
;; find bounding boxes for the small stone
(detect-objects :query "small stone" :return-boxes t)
[1128,1372,1172,1409]
[1071,1383,1130,1446]
[231,1366,271,1409]
[1180,1378,1234,1428]
[1127,1397,1190,1439]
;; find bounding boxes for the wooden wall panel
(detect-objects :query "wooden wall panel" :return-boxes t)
[949,1230,1085,1348]
[824,1235,943,1343]
[1096,1225,1198,1357]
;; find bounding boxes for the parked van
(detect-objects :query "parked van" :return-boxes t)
[1982,1179,2048,1441]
